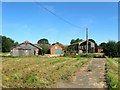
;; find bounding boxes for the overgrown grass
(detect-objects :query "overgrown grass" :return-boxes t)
[63,53,105,58]
[2,56,90,88]
[106,58,119,89]
[0,52,10,56]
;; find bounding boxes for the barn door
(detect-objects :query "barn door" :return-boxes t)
[35,49,39,55]
[55,49,62,54]
[24,50,29,56]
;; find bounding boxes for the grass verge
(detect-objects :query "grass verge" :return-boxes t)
[106,58,119,89]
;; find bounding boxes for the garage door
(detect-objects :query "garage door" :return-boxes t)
[55,49,62,54]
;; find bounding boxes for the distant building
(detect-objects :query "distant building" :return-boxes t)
[68,40,95,54]
[50,43,63,54]
[98,48,103,53]
[11,41,42,56]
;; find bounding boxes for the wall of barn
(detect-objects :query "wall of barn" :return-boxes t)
[68,41,95,54]
[11,44,40,56]
[12,48,35,56]
[50,44,62,54]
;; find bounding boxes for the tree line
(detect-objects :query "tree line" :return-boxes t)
[0,35,120,57]
[0,35,19,52]
[99,41,120,57]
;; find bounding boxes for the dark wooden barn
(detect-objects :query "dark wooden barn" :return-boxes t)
[68,40,95,54]
[11,41,42,56]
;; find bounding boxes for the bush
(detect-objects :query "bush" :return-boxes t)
[101,41,120,58]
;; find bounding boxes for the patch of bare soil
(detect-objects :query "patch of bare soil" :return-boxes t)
[56,58,108,88]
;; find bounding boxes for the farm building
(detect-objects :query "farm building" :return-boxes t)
[11,41,42,56]
[50,43,63,54]
[68,40,95,54]
[98,48,103,53]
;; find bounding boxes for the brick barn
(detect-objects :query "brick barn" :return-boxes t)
[50,43,63,54]
[11,41,42,56]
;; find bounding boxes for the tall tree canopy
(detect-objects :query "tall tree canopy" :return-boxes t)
[88,39,97,47]
[37,38,49,44]
[0,35,2,52]
[1,35,18,52]
[70,39,76,44]
[56,42,64,47]
[70,38,83,44]
[117,41,120,57]
[37,38,50,54]
[99,42,106,48]
[39,44,50,54]
[100,41,120,57]
[104,41,117,57]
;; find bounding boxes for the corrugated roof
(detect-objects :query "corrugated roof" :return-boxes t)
[69,40,94,46]
[11,41,42,50]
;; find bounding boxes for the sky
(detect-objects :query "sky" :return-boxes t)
[2,2,118,45]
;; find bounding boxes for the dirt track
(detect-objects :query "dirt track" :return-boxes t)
[56,58,108,88]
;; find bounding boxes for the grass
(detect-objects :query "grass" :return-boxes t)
[63,53,105,58]
[106,58,119,89]
[2,56,90,88]
[0,52,10,56]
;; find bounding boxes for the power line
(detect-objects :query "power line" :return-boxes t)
[34,2,85,29]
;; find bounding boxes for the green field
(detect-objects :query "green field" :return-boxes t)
[106,58,119,88]
[2,56,90,88]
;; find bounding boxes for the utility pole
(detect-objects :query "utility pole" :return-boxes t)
[86,28,88,54]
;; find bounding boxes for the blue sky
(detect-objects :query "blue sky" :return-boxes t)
[2,2,118,45]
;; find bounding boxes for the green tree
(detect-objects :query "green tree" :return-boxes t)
[99,42,106,48]
[70,39,76,44]
[0,35,18,52]
[0,35,2,52]
[70,38,83,44]
[14,42,19,47]
[56,42,64,47]
[117,41,120,57]
[37,38,49,44]
[76,38,83,42]
[37,38,50,54]
[99,41,120,57]
[39,44,50,54]
[63,45,68,53]
[2,36,15,52]
[98,42,107,53]
[103,41,117,57]
[88,39,97,47]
